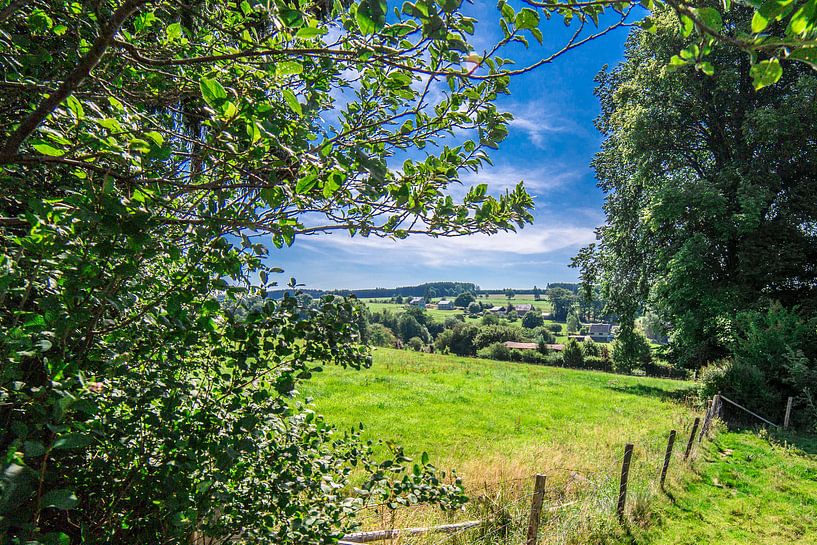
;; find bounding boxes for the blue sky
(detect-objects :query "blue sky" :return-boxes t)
[273,4,634,291]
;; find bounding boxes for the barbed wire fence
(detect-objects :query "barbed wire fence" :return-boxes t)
[342,399,725,545]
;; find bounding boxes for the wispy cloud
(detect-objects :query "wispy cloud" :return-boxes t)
[298,222,595,268]
[504,100,588,148]
[459,162,586,194]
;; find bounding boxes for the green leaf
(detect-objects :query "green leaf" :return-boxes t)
[200,77,228,108]
[295,26,326,39]
[356,0,387,34]
[692,7,723,32]
[698,61,715,75]
[282,89,302,116]
[33,143,65,156]
[515,8,539,30]
[53,432,92,450]
[41,489,78,510]
[752,10,770,32]
[24,440,46,457]
[166,22,182,41]
[679,15,694,37]
[296,174,318,194]
[787,0,817,35]
[65,95,84,120]
[788,46,817,66]
[276,61,304,76]
[144,131,164,146]
[750,58,783,89]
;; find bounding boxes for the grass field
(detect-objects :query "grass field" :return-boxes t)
[306,348,695,481]
[305,348,817,544]
[635,430,817,545]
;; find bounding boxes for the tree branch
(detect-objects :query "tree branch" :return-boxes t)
[1,0,151,157]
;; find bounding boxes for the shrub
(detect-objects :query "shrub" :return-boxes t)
[473,325,525,350]
[477,342,512,361]
[562,339,585,368]
[468,301,482,315]
[454,291,476,308]
[583,339,600,358]
[444,315,465,329]
[435,323,480,356]
[584,356,613,372]
[368,323,398,347]
[521,310,544,329]
[612,327,652,373]
[699,359,776,418]
[397,314,431,343]
[407,336,425,351]
[643,360,689,379]
[548,323,563,334]
[481,313,500,326]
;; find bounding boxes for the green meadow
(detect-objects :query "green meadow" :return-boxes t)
[305,348,817,544]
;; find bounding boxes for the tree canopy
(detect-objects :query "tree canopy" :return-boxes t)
[574,7,817,375]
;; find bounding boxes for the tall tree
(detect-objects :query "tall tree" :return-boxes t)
[574,7,817,368]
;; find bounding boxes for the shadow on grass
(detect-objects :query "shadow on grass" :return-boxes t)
[604,383,697,403]
[769,429,817,456]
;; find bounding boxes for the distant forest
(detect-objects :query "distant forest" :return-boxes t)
[266,282,580,299]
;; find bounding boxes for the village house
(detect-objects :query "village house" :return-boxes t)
[408,297,425,308]
[437,300,454,310]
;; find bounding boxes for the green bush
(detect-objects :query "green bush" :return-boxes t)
[562,339,585,368]
[699,359,776,417]
[477,342,512,361]
[548,323,563,334]
[369,323,398,347]
[612,327,652,373]
[407,336,425,351]
[473,325,525,350]
[521,310,544,329]
[435,323,480,356]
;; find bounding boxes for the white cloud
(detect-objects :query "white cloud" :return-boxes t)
[505,100,586,148]
[298,223,595,268]
[459,162,585,194]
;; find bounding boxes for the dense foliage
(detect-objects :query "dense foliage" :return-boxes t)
[1,0,547,542]
[2,0,815,542]
[575,7,817,425]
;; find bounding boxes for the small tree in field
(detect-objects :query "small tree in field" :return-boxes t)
[455,292,477,308]
[522,310,544,329]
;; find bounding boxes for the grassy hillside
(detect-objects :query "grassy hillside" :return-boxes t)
[305,348,817,544]
[636,430,817,545]
[305,348,695,484]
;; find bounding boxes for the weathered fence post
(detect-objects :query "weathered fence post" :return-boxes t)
[617,443,633,523]
[526,474,547,545]
[699,400,713,443]
[660,430,676,489]
[684,418,700,460]
[784,397,793,430]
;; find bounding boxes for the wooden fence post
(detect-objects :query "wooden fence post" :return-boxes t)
[784,397,793,429]
[526,474,547,545]
[698,400,713,443]
[660,430,676,489]
[684,418,700,460]
[617,444,633,523]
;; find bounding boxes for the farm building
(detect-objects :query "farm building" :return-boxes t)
[487,306,506,314]
[408,297,425,308]
[587,323,613,342]
[437,300,454,310]
[503,341,565,352]
[513,304,533,313]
